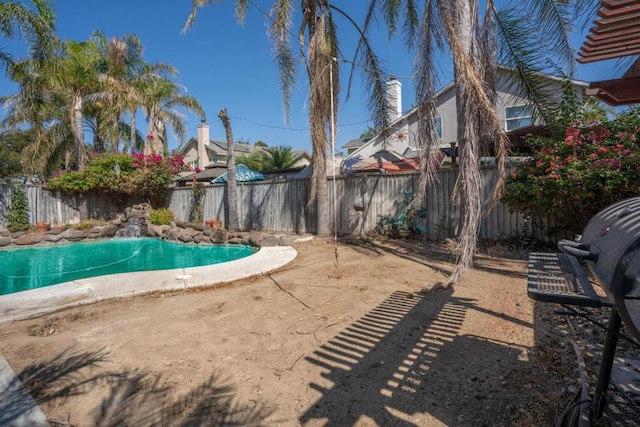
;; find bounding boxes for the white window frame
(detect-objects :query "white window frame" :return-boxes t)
[505,105,534,131]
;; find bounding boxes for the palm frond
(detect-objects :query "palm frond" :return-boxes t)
[414,0,445,200]
[267,0,297,123]
[522,0,575,75]
[329,4,388,141]
[182,0,223,33]
[235,0,249,24]
[572,0,601,33]
[491,5,560,128]
[0,0,58,63]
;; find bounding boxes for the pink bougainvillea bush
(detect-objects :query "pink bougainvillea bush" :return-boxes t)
[47,152,192,210]
[503,107,640,234]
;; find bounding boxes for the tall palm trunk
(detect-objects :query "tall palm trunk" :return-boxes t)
[129,109,137,153]
[307,10,333,238]
[448,0,482,284]
[70,91,85,169]
[71,91,89,220]
[312,132,329,237]
[145,106,164,156]
[218,108,240,232]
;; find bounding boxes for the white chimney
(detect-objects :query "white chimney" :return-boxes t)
[385,75,402,122]
[197,118,210,170]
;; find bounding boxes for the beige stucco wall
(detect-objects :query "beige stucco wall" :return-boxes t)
[345,71,587,163]
[182,141,199,169]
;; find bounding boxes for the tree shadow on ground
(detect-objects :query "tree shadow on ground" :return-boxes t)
[14,346,272,426]
[299,290,533,426]
[342,237,528,281]
[19,346,111,404]
[94,370,272,426]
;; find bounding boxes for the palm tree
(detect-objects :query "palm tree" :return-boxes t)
[0,0,56,71]
[2,40,84,179]
[140,72,204,156]
[55,39,106,170]
[90,33,183,154]
[1,0,60,177]
[261,146,298,172]
[5,37,103,219]
[379,0,596,284]
[125,62,180,153]
[359,126,377,139]
[184,1,389,237]
[88,31,146,153]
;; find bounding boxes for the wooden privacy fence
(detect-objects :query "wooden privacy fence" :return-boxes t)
[0,167,566,243]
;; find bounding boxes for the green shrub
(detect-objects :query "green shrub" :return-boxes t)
[5,186,31,232]
[503,107,640,234]
[150,208,174,225]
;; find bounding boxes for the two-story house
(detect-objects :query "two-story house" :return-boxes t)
[342,69,589,170]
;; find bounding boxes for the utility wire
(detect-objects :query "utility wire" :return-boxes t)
[219,115,370,131]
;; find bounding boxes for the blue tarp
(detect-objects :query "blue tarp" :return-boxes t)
[212,164,265,184]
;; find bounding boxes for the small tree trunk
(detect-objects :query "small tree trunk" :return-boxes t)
[218,108,240,232]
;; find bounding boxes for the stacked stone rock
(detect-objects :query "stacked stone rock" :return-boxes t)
[0,203,294,248]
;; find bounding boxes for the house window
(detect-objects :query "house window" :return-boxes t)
[505,105,533,131]
[435,116,442,139]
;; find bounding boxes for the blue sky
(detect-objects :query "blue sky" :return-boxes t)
[0,1,626,154]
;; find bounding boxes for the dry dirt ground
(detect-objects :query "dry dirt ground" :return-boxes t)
[0,237,638,426]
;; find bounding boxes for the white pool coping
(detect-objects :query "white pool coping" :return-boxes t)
[0,245,297,325]
[0,356,49,426]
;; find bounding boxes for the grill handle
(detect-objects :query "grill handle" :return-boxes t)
[558,240,598,261]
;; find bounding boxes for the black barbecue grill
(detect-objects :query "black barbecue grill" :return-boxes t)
[527,197,640,425]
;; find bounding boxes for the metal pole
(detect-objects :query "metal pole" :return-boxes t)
[591,308,622,421]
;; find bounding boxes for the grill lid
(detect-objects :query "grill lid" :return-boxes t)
[560,197,640,342]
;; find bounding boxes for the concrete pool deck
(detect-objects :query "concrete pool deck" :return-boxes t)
[0,245,297,325]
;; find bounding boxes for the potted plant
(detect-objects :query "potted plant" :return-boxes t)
[205,219,222,230]
[35,221,50,233]
[398,224,411,238]
[394,190,426,239]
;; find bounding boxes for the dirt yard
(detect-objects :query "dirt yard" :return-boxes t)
[0,236,636,426]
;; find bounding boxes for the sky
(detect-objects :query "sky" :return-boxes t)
[0,1,628,155]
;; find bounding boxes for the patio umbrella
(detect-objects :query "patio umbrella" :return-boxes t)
[341,150,420,174]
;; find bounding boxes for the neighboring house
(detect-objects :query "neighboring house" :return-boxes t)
[179,121,266,171]
[291,150,312,169]
[294,152,344,179]
[344,70,590,164]
[341,137,371,156]
[177,121,312,185]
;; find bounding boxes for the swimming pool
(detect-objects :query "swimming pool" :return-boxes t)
[0,238,255,295]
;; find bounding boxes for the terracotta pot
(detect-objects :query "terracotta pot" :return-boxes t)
[205,219,222,230]
[36,221,50,233]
